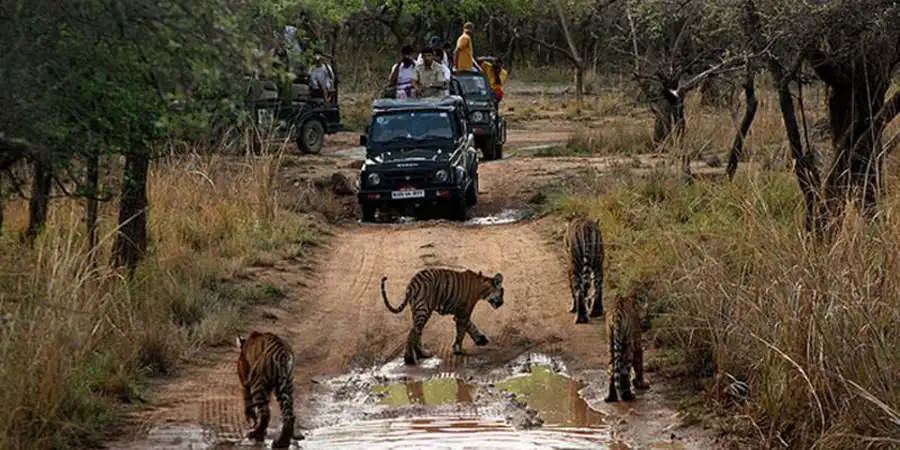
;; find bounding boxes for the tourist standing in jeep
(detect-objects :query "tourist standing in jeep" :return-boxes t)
[390,45,417,100]
[412,47,448,99]
[454,22,482,73]
[308,52,333,103]
[477,56,508,103]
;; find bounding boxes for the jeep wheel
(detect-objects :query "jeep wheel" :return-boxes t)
[466,174,478,206]
[449,198,468,222]
[360,204,377,223]
[298,120,325,154]
[482,139,500,161]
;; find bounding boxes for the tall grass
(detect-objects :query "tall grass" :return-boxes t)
[545,84,900,448]
[0,143,328,450]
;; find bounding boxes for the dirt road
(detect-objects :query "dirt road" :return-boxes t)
[111,122,716,449]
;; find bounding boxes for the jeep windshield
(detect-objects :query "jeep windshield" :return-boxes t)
[369,110,455,146]
[455,75,491,97]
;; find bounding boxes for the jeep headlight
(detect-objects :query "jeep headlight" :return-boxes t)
[490,111,496,121]
[367,172,381,186]
[472,111,484,122]
[435,169,449,183]
[455,167,466,182]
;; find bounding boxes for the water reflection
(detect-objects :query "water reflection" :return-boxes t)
[375,377,476,406]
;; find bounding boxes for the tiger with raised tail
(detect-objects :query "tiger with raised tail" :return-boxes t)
[563,217,605,324]
[381,268,505,365]
[604,294,650,402]
[236,331,297,448]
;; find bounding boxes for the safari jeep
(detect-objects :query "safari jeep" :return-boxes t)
[245,77,342,154]
[451,70,507,161]
[357,96,478,222]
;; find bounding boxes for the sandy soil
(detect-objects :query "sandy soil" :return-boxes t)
[109,119,722,450]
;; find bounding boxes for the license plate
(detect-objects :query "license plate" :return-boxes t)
[391,189,425,199]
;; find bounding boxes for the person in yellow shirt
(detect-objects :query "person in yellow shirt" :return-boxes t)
[454,22,481,72]
[477,56,508,103]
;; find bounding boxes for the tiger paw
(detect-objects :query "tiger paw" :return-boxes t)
[621,390,636,401]
[246,427,266,442]
[604,393,618,403]
[404,353,418,365]
[453,344,465,355]
[271,434,292,449]
[474,335,489,346]
[589,309,604,318]
[575,315,590,324]
[633,379,650,390]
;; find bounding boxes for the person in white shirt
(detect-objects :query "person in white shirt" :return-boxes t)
[390,45,417,99]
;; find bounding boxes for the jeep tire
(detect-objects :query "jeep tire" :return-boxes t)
[360,204,376,223]
[466,174,479,206]
[449,198,468,222]
[298,119,325,154]
[482,138,501,161]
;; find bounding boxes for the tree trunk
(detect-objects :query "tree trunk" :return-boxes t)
[651,88,686,145]
[112,150,150,277]
[574,62,585,112]
[24,158,52,244]
[774,78,823,234]
[85,147,100,265]
[726,72,759,180]
[743,0,823,234]
[649,87,689,178]
[815,65,892,216]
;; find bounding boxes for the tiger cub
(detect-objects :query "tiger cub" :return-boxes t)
[381,268,504,365]
[236,331,297,448]
[563,217,605,323]
[604,294,650,402]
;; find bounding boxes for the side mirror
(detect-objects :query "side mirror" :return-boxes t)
[359,134,368,146]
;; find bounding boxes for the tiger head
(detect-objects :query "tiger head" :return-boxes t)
[479,271,504,309]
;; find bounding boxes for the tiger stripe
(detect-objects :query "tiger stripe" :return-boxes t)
[381,268,505,365]
[603,294,649,402]
[563,217,605,324]
[236,331,297,448]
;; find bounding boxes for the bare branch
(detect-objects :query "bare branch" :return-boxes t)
[676,56,745,96]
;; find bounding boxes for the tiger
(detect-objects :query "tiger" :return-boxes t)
[236,331,297,448]
[381,268,505,365]
[563,217,605,324]
[604,294,650,402]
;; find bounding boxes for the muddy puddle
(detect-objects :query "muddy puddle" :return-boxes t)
[295,353,621,449]
[119,353,701,449]
[361,208,532,227]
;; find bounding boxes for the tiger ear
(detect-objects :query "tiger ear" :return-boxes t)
[236,336,246,349]
[493,273,503,286]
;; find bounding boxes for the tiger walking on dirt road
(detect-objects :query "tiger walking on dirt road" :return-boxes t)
[236,331,298,448]
[563,217,606,323]
[381,268,505,365]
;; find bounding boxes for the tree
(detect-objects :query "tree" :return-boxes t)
[513,0,621,111]
[617,0,742,177]
[739,0,900,233]
[0,0,292,273]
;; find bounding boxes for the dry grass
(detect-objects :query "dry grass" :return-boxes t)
[0,141,332,450]
[544,83,900,448]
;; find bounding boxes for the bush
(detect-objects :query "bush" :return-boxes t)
[551,167,900,449]
[0,146,326,450]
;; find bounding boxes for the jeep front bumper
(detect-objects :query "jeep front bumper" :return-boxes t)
[358,185,465,207]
